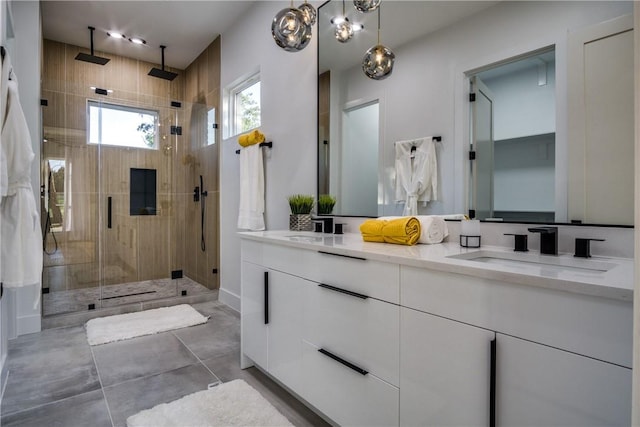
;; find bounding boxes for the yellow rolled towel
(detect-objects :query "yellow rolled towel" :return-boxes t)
[238,130,266,147]
[382,217,421,245]
[359,217,421,246]
[360,219,386,243]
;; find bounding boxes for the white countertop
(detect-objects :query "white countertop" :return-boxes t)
[239,230,634,302]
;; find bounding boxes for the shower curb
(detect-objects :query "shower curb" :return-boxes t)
[41,290,218,330]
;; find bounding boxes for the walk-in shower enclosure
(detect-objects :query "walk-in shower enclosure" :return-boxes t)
[40,39,221,317]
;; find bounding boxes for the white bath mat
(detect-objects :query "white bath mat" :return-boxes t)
[126,379,293,427]
[86,304,208,345]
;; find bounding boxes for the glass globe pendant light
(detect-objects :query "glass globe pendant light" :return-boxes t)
[362,5,395,80]
[271,1,312,52]
[353,0,381,13]
[298,0,316,26]
[332,0,354,43]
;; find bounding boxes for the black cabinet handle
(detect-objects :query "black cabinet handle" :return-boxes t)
[264,271,269,325]
[318,283,368,300]
[318,348,368,376]
[318,251,366,261]
[490,337,496,427]
[107,197,112,229]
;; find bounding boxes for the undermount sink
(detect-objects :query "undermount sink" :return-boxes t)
[447,250,615,274]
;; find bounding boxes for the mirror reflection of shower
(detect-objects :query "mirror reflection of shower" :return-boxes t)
[42,159,65,254]
[469,48,556,223]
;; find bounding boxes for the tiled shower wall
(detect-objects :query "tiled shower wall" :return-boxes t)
[41,37,220,291]
[182,37,220,289]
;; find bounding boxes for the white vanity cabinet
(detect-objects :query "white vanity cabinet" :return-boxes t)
[240,234,633,426]
[400,265,632,427]
[496,333,631,426]
[400,307,495,426]
[301,255,400,427]
[241,239,401,425]
[240,260,308,394]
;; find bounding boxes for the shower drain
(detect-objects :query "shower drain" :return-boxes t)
[99,290,157,300]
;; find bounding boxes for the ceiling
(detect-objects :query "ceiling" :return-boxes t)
[318,1,500,72]
[41,1,256,70]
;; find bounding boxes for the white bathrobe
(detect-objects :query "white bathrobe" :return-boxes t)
[394,137,438,215]
[237,144,265,231]
[1,52,43,291]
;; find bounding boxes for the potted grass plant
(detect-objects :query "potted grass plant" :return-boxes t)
[317,194,336,215]
[288,194,315,231]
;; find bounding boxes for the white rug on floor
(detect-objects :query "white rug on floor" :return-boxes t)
[126,379,293,427]
[86,304,209,345]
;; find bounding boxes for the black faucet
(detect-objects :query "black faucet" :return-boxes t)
[527,227,558,255]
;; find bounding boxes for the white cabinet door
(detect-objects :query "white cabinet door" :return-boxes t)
[497,333,632,426]
[240,261,268,369]
[268,270,308,394]
[400,307,495,426]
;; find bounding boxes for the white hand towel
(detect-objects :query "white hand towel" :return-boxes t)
[237,144,265,231]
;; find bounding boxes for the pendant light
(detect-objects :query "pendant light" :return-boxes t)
[353,0,381,13]
[272,1,312,52]
[333,0,354,43]
[362,5,395,80]
[299,0,317,26]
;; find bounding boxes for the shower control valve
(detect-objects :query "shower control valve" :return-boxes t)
[193,186,200,202]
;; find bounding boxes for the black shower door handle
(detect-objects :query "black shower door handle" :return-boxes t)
[107,196,112,229]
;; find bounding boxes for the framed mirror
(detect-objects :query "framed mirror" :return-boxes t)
[317,0,634,226]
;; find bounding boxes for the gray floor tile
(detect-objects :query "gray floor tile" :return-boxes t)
[1,389,111,427]
[103,363,220,427]
[190,299,234,317]
[203,351,330,427]
[172,304,240,360]
[6,325,90,369]
[1,326,101,416]
[92,332,199,387]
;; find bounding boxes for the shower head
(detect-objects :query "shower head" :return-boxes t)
[75,26,110,65]
[148,45,178,81]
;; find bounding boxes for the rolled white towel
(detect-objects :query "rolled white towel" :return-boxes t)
[377,215,449,244]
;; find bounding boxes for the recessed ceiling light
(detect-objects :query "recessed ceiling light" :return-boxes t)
[352,23,364,31]
[129,37,147,45]
[107,32,126,39]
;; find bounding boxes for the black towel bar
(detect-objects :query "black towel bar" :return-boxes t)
[235,141,272,154]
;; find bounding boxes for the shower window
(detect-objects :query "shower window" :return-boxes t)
[229,73,261,136]
[88,101,159,149]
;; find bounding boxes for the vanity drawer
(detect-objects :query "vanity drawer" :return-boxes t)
[401,265,633,367]
[301,340,399,427]
[241,240,307,277]
[304,281,399,386]
[306,250,399,304]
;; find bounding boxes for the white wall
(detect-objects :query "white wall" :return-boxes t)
[219,1,318,310]
[332,1,631,219]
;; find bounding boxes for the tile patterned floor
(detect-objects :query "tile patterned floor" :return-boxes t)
[43,277,213,316]
[1,300,328,427]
